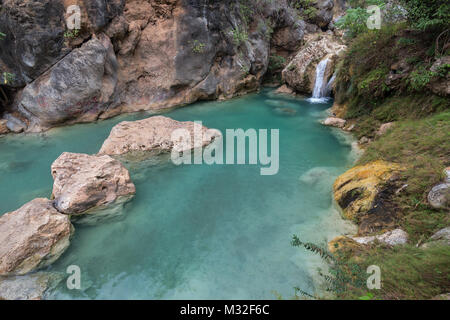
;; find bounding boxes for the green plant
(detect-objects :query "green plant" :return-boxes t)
[292,0,318,20]
[291,235,367,298]
[231,26,249,47]
[64,29,80,39]
[2,72,14,85]
[0,32,5,40]
[335,0,386,38]
[397,37,417,47]
[268,55,287,73]
[191,40,206,54]
[407,65,435,92]
[400,0,450,31]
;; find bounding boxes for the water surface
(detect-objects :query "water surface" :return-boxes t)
[0,90,356,299]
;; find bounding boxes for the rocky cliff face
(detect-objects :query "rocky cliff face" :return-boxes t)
[0,0,338,132]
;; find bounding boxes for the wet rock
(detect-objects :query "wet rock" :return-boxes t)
[274,85,295,96]
[0,119,10,135]
[99,116,221,163]
[333,161,404,234]
[17,35,119,132]
[0,198,73,276]
[352,229,408,246]
[4,114,27,133]
[282,33,346,94]
[321,117,346,128]
[0,272,63,300]
[51,152,136,224]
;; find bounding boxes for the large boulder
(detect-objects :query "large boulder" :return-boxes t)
[16,35,119,132]
[0,199,73,276]
[282,33,345,94]
[313,0,335,28]
[0,272,63,300]
[0,0,67,88]
[51,152,136,224]
[333,160,404,235]
[98,116,221,163]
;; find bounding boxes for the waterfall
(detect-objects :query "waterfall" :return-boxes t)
[308,58,331,103]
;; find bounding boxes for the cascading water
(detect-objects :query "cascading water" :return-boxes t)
[308,58,330,103]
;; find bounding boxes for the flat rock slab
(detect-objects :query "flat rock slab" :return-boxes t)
[0,199,73,276]
[98,116,221,162]
[51,152,136,224]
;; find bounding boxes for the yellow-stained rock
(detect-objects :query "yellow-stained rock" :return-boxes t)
[328,236,362,254]
[333,160,403,221]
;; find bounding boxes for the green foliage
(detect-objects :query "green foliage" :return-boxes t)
[400,0,450,31]
[291,0,318,20]
[2,72,14,85]
[359,111,450,242]
[407,65,435,92]
[396,37,417,47]
[64,29,79,39]
[268,55,287,73]
[191,40,206,54]
[0,32,5,40]
[335,0,386,38]
[291,235,367,298]
[231,26,249,46]
[343,244,450,300]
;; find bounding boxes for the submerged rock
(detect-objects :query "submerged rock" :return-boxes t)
[98,116,221,163]
[333,160,404,235]
[0,272,63,300]
[352,229,408,246]
[51,153,136,225]
[274,85,295,96]
[0,199,73,276]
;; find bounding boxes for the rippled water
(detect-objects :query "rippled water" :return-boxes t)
[0,90,356,299]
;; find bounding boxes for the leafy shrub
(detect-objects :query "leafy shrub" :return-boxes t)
[291,235,367,298]
[268,55,287,73]
[400,0,450,31]
[191,40,206,54]
[64,29,80,39]
[407,65,435,92]
[231,26,249,46]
